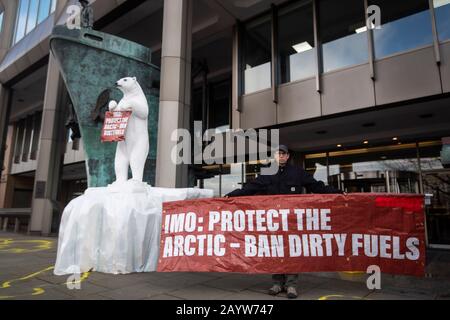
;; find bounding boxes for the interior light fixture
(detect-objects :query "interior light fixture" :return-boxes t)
[355,22,376,33]
[292,41,313,53]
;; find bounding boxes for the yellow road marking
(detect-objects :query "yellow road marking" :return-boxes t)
[0,265,91,300]
[318,294,367,300]
[0,239,53,253]
[1,266,54,289]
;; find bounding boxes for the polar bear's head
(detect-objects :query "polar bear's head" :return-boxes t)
[115,77,139,94]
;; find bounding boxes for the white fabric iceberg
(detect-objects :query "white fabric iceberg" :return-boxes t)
[54,184,213,275]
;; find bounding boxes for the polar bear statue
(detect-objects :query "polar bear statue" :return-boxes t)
[108,77,149,185]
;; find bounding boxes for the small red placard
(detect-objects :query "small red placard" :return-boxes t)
[101,111,132,142]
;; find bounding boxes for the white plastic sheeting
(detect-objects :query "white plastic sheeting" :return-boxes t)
[54,185,213,275]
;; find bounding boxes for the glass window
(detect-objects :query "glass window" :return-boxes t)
[26,0,39,34]
[243,16,272,94]
[305,154,328,185]
[13,120,26,164]
[14,0,29,44]
[51,0,57,13]
[434,0,450,42]
[278,1,316,83]
[209,80,230,131]
[420,141,450,246]
[371,0,433,59]
[197,163,242,197]
[30,112,42,160]
[310,144,422,194]
[14,0,56,45]
[0,11,4,34]
[319,0,368,73]
[21,116,34,162]
[38,0,51,24]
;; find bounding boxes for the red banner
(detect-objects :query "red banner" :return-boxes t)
[157,194,426,277]
[101,111,132,142]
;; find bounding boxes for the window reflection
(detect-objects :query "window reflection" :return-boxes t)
[26,0,39,34]
[319,0,368,73]
[14,0,29,44]
[0,11,4,34]
[38,0,52,24]
[278,1,316,83]
[243,17,272,94]
[306,144,422,194]
[434,0,450,42]
[371,0,433,59]
[14,0,57,45]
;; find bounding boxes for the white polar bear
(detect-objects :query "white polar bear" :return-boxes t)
[108,77,149,183]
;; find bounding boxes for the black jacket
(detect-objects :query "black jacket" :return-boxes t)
[226,164,341,197]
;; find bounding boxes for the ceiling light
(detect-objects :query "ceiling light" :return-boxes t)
[392,137,398,141]
[337,144,342,148]
[355,26,368,34]
[292,41,313,53]
[355,22,376,33]
[363,140,369,144]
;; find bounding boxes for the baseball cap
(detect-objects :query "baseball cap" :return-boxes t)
[277,145,289,153]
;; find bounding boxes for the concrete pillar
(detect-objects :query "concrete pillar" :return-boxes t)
[0,85,11,178]
[0,125,15,208]
[29,55,67,236]
[0,0,19,62]
[156,0,192,188]
[0,0,19,174]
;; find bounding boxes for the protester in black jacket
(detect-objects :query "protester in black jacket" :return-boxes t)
[225,145,342,299]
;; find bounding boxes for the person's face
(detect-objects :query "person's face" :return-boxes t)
[275,151,290,166]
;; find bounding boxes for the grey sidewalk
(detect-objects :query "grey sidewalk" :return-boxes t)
[1,231,449,300]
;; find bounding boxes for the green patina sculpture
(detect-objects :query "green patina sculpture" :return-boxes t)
[50,25,160,187]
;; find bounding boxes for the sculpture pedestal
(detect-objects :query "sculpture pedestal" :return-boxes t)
[54,184,213,275]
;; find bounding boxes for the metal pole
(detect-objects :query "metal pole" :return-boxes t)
[428,0,441,64]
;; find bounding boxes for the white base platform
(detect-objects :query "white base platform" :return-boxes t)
[54,183,213,275]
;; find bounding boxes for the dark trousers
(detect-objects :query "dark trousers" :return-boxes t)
[272,274,298,287]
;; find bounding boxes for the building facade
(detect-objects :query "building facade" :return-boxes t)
[0,0,449,249]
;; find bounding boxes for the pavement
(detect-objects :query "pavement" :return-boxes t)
[1,231,450,300]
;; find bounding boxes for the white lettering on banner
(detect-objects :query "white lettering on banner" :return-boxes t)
[352,234,420,260]
[162,207,421,261]
[244,235,284,258]
[166,213,198,233]
[294,209,331,231]
[208,208,331,232]
[163,235,226,257]
[406,238,420,260]
[288,234,347,257]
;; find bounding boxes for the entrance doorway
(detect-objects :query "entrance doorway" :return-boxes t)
[423,170,450,248]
